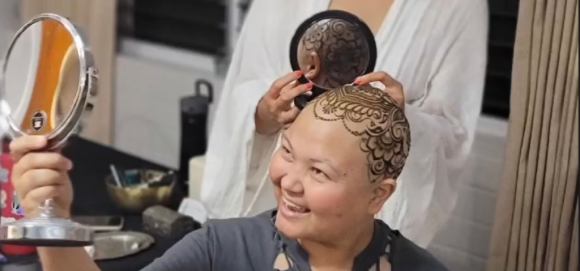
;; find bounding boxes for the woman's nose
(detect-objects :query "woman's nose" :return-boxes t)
[280,170,304,195]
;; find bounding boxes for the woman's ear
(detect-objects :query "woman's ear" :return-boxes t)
[305,51,321,79]
[368,178,396,215]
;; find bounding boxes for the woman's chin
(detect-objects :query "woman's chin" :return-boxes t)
[275,213,306,239]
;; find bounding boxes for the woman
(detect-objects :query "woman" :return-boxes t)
[11,85,448,271]
[201,0,488,247]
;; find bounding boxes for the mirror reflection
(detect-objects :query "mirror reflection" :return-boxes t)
[296,18,371,89]
[4,18,79,135]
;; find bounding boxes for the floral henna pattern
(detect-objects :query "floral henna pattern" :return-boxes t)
[312,85,411,183]
[301,19,370,88]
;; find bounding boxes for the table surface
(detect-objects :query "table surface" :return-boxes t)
[2,136,179,271]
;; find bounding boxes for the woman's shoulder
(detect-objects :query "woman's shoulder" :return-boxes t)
[202,209,279,251]
[143,211,278,271]
[390,231,450,271]
[204,209,275,233]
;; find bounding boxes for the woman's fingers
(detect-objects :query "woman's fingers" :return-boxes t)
[276,82,313,108]
[9,136,48,161]
[278,107,301,125]
[15,169,67,203]
[279,78,301,96]
[19,168,67,189]
[12,153,72,185]
[256,71,310,134]
[354,72,405,109]
[16,152,72,172]
[268,71,303,98]
[22,185,66,212]
[273,80,313,126]
[354,71,400,88]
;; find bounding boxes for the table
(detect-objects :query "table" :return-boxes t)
[2,136,181,271]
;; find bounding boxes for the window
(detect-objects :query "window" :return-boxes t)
[484,0,519,119]
[119,0,228,57]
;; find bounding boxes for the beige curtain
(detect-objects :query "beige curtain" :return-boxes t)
[20,0,116,145]
[487,0,579,269]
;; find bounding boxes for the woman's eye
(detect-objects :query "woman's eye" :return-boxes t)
[311,168,329,179]
[280,147,293,161]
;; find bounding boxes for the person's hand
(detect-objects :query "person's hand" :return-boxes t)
[354,71,405,111]
[10,136,74,218]
[255,71,313,135]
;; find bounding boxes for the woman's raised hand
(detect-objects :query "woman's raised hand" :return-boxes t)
[255,71,312,135]
[10,136,74,218]
[355,71,405,111]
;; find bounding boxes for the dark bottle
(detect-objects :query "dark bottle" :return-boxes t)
[178,80,214,196]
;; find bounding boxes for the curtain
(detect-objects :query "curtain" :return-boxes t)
[20,0,116,145]
[487,0,579,269]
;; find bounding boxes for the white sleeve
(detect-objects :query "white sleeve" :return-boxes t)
[382,0,489,246]
[200,0,282,218]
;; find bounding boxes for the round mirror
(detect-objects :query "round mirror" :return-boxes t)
[0,13,97,247]
[290,10,377,109]
[1,13,96,148]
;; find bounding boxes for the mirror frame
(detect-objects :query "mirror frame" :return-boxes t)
[290,10,377,110]
[0,13,97,149]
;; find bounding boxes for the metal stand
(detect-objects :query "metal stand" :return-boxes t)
[0,200,93,247]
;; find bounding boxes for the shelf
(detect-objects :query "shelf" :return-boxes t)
[489,41,514,48]
[131,0,229,56]
[134,14,226,56]
[134,0,226,30]
[490,11,518,19]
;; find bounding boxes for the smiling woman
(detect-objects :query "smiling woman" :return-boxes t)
[138,85,448,271]
[12,85,447,271]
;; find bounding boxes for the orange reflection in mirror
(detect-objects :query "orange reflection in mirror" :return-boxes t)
[21,19,74,134]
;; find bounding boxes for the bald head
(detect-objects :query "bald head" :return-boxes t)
[298,19,370,88]
[302,85,411,183]
[270,85,410,241]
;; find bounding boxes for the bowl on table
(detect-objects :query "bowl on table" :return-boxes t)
[105,169,177,214]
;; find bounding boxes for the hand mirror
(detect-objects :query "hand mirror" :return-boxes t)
[290,10,377,109]
[0,14,97,247]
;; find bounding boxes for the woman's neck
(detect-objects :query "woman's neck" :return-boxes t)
[299,219,376,268]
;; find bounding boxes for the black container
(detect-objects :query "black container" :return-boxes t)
[178,80,213,195]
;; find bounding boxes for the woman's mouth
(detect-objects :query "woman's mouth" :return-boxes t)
[281,198,311,216]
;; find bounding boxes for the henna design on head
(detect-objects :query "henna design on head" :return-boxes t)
[311,85,411,183]
[301,19,370,88]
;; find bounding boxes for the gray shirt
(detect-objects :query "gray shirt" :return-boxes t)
[142,210,449,271]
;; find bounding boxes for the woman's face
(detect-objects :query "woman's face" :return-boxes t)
[269,110,384,241]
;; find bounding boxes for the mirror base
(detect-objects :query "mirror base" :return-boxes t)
[0,217,93,247]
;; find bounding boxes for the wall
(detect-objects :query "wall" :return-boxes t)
[114,40,509,271]
[0,0,20,60]
[427,117,507,271]
[114,39,223,168]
